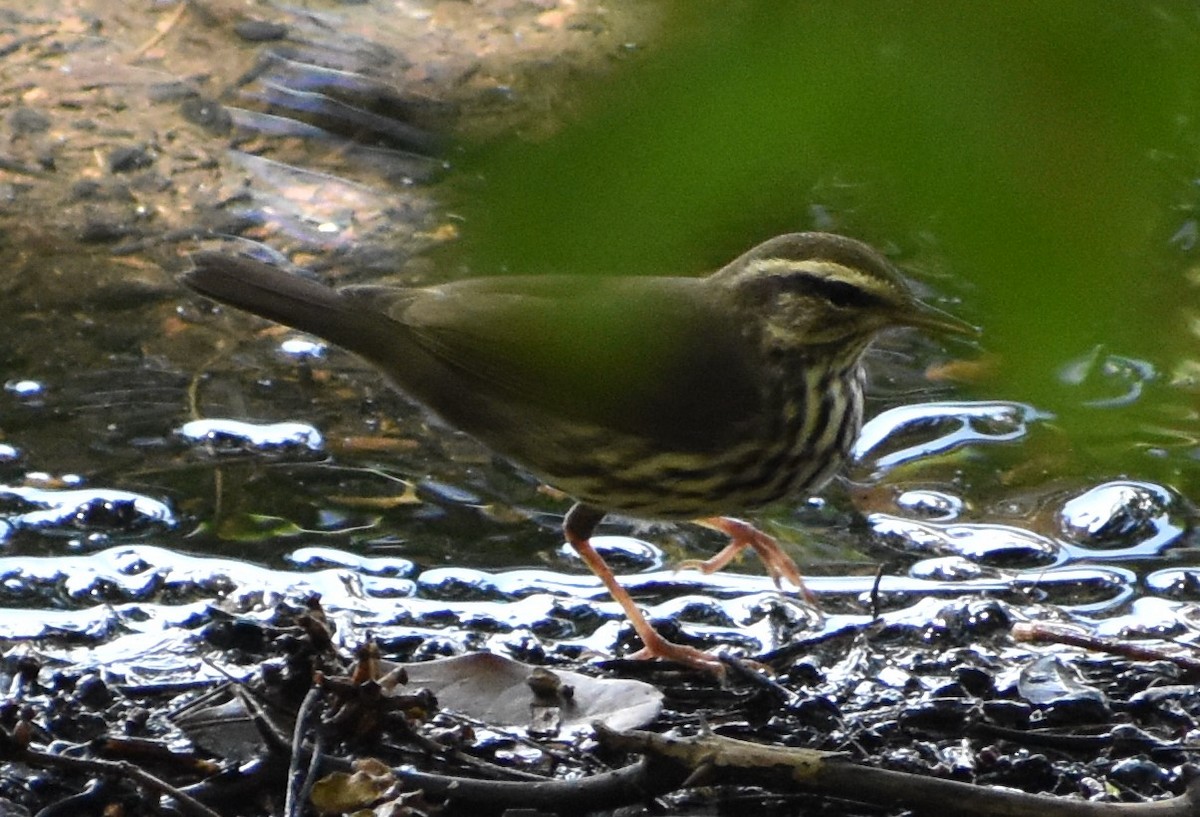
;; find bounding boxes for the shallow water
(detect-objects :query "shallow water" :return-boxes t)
[0,0,1196,686]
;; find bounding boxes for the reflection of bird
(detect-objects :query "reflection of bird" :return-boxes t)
[182,233,975,672]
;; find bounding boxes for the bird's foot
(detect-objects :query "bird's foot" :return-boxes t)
[625,627,727,674]
[681,516,816,604]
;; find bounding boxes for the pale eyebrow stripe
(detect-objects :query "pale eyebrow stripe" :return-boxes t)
[746,258,900,295]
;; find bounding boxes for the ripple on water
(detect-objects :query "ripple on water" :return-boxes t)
[894,489,965,521]
[1057,480,1188,557]
[176,417,325,454]
[0,485,175,541]
[852,400,1044,474]
[867,515,1059,568]
[857,405,1191,585]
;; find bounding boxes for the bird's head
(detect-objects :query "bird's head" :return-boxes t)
[714,232,976,352]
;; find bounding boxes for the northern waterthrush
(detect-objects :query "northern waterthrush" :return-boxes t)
[182,233,975,671]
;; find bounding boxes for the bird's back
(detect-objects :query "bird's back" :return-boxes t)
[182,253,768,468]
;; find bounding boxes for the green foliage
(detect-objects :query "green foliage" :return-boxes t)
[458,1,1200,481]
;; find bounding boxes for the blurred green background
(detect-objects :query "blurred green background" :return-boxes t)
[457,1,1200,490]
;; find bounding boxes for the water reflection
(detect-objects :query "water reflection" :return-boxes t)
[0,0,1195,684]
[852,400,1044,473]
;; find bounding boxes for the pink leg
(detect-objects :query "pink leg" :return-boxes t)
[681,517,816,604]
[565,503,725,674]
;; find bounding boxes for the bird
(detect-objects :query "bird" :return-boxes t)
[180,233,975,672]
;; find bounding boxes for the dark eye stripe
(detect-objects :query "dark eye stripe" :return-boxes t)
[805,275,882,309]
[770,269,883,310]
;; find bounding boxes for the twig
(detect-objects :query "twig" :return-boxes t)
[1012,622,1200,675]
[597,724,1200,817]
[869,564,883,619]
[388,756,670,812]
[128,0,190,62]
[284,685,324,817]
[14,745,221,817]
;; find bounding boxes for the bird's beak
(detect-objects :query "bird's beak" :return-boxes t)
[898,299,980,337]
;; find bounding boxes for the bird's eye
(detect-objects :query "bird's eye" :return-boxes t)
[808,277,878,309]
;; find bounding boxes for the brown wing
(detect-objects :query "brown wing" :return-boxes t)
[344,274,764,452]
[182,253,764,454]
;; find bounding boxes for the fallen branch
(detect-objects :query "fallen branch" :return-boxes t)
[1012,622,1200,676]
[596,724,1200,817]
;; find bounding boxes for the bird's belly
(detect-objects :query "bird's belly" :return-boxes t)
[536,385,864,520]
[550,440,849,520]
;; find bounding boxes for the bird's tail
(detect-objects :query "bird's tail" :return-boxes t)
[180,252,400,360]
